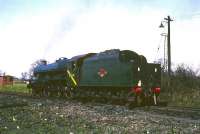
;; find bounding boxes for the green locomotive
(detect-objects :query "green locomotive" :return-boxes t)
[28,49,161,106]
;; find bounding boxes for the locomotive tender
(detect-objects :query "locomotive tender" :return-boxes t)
[28,49,161,106]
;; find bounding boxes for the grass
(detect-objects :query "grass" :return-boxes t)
[160,89,200,108]
[0,83,30,93]
[0,102,129,134]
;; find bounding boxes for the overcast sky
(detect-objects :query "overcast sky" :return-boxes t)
[0,0,200,77]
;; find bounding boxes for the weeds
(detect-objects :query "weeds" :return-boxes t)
[161,64,200,107]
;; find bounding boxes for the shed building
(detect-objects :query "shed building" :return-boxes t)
[0,75,13,86]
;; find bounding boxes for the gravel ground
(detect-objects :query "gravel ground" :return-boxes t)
[0,93,199,134]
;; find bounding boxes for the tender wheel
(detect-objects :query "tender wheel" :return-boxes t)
[63,87,74,98]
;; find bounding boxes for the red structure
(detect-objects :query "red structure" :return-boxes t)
[0,75,13,86]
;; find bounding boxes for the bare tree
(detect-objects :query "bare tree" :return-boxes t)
[21,72,28,81]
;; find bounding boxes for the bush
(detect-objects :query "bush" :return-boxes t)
[160,64,200,107]
[162,64,200,91]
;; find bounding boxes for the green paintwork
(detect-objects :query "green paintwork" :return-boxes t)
[79,50,140,87]
[30,49,161,92]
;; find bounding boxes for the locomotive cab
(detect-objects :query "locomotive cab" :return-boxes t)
[119,50,146,105]
[120,50,161,106]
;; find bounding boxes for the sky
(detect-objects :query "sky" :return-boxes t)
[0,0,200,77]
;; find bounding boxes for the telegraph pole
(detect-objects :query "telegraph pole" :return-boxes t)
[159,16,173,96]
[165,16,173,77]
[160,16,173,77]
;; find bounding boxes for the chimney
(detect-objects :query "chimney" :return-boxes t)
[41,60,47,65]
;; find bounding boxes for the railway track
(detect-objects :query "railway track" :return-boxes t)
[0,91,200,120]
[147,106,200,120]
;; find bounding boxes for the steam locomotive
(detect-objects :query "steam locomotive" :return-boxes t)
[28,49,161,106]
